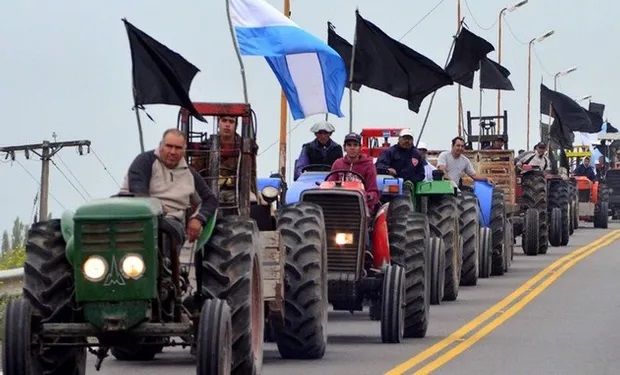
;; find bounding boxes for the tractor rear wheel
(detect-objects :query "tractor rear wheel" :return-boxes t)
[594,201,609,229]
[520,172,548,255]
[21,220,86,375]
[478,228,492,278]
[522,208,539,256]
[428,195,461,301]
[202,217,264,375]
[429,236,445,305]
[459,192,480,286]
[381,264,405,343]
[490,189,506,276]
[388,198,429,337]
[274,202,327,359]
[196,298,232,375]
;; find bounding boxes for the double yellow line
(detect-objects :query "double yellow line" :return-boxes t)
[386,229,620,375]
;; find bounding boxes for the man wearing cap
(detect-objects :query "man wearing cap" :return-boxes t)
[437,136,493,184]
[516,142,551,171]
[328,132,379,213]
[484,135,506,150]
[417,142,436,181]
[573,156,596,181]
[375,128,425,183]
[294,120,343,180]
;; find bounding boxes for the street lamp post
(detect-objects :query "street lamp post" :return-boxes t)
[526,30,554,150]
[576,95,592,105]
[553,66,578,90]
[497,0,528,119]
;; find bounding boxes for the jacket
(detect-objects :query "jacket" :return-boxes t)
[375,144,425,183]
[121,149,218,224]
[328,154,379,212]
[574,164,596,181]
[294,139,343,179]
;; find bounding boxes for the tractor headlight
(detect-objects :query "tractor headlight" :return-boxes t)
[335,232,354,245]
[261,186,279,203]
[82,255,108,282]
[121,254,145,280]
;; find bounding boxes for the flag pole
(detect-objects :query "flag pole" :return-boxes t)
[278,0,291,178]
[225,0,249,104]
[457,0,463,136]
[415,28,458,147]
[132,90,145,153]
[349,9,359,133]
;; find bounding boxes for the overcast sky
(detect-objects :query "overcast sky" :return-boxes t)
[1,0,618,233]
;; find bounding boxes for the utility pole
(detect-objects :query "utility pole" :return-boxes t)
[1,139,91,221]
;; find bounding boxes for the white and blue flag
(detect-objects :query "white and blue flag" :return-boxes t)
[229,0,347,120]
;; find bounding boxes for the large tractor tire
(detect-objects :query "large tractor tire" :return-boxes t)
[490,189,506,276]
[567,184,576,234]
[18,220,86,375]
[478,227,492,278]
[202,217,264,375]
[3,298,33,375]
[380,264,405,343]
[428,195,462,301]
[503,219,514,272]
[196,298,232,375]
[571,184,579,230]
[388,196,429,338]
[274,202,328,359]
[548,181,570,247]
[520,172,548,255]
[429,236,445,305]
[595,184,610,229]
[548,207,563,246]
[522,208,539,256]
[459,192,480,286]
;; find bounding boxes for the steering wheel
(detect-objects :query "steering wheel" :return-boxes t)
[324,169,365,182]
[301,164,332,173]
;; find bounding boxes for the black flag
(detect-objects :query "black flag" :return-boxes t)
[583,109,604,133]
[123,19,205,121]
[540,84,591,132]
[445,28,495,88]
[352,12,453,112]
[327,22,361,91]
[479,58,514,90]
[606,122,619,133]
[589,102,605,117]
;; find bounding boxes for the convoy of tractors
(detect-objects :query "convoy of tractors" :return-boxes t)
[2,103,613,374]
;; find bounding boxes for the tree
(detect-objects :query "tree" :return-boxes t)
[1,231,9,254]
[11,217,25,250]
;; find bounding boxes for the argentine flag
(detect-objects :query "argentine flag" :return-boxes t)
[229,0,347,120]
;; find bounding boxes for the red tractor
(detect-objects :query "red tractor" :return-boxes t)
[574,176,609,228]
[300,169,430,342]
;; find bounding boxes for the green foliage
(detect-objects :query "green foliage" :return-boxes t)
[11,217,25,250]
[1,231,9,254]
[0,246,26,270]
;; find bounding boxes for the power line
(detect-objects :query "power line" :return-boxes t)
[502,17,528,45]
[464,0,498,31]
[50,159,89,201]
[14,159,66,210]
[56,153,92,199]
[90,147,122,188]
[258,118,310,157]
[399,0,447,41]
[532,45,554,77]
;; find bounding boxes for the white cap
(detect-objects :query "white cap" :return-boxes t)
[399,128,414,138]
[417,141,428,150]
[310,121,335,133]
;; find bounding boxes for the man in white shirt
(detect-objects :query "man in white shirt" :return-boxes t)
[516,142,551,171]
[437,136,492,184]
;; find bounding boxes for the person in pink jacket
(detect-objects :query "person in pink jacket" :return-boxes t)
[328,132,380,213]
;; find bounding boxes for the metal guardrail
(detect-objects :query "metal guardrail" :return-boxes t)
[0,268,23,296]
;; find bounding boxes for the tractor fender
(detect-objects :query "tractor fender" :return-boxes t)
[372,203,390,269]
[285,172,329,204]
[474,181,494,227]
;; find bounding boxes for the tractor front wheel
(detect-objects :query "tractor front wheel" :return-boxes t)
[3,298,32,374]
[490,189,506,276]
[381,265,405,343]
[478,228,492,278]
[196,298,232,375]
[429,236,445,305]
[522,208,539,256]
[428,196,461,301]
[459,192,480,286]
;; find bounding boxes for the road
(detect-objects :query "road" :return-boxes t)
[87,223,620,374]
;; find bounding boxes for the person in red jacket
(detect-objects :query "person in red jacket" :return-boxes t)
[328,132,380,213]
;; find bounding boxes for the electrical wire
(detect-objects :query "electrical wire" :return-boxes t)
[90,147,122,188]
[56,153,92,199]
[258,118,309,157]
[502,17,528,45]
[14,159,66,210]
[464,0,499,31]
[398,0,447,41]
[532,45,554,77]
[50,159,88,201]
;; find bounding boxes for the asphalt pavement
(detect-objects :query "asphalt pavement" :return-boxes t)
[86,222,620,375]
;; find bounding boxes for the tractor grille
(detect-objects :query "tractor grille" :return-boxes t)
[606,170,620,196]
[302,192,364,274]
[578,190,591,203]
[81,221,145,252]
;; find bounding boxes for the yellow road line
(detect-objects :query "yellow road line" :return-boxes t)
[385,230,620,375]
